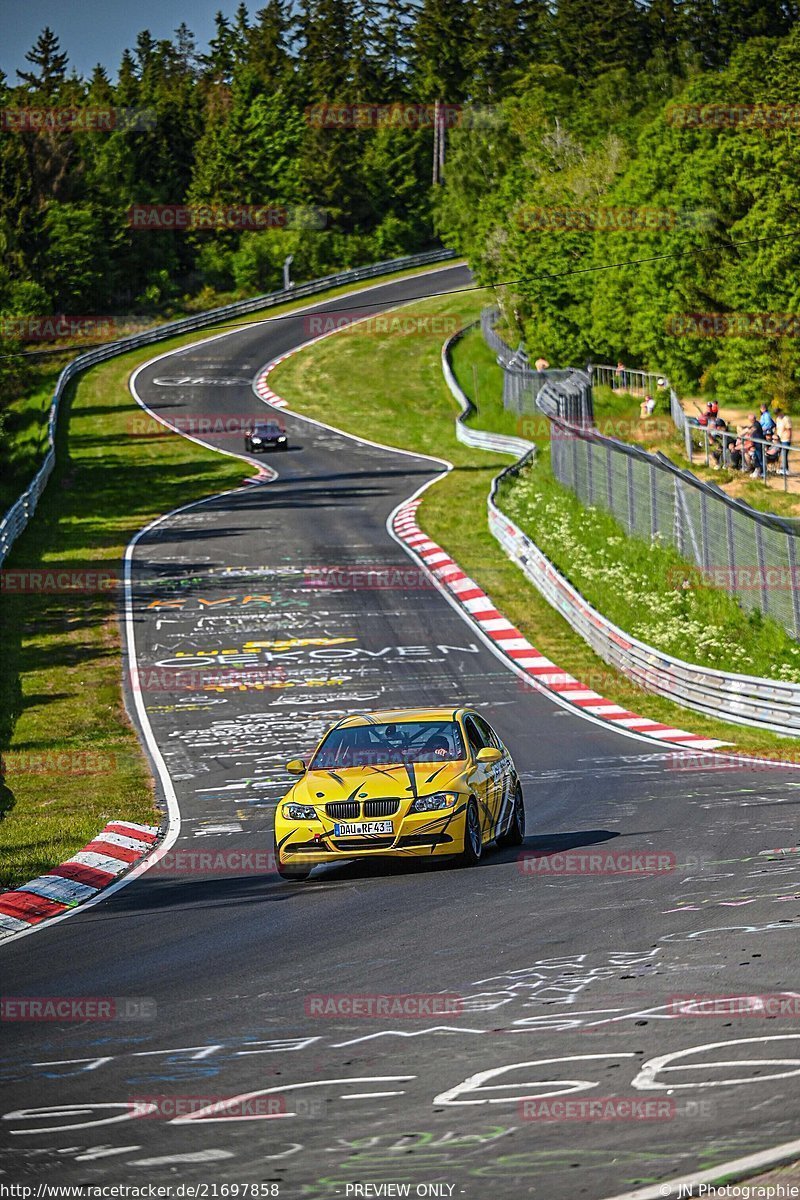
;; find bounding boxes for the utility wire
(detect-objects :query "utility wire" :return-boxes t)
[0,230,795,361]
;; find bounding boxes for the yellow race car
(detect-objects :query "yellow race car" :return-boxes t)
[273,706,524,880]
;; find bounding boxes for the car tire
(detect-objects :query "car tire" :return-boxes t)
[456,798,483,867]
[274,837,311,881]
[496,783,525,848]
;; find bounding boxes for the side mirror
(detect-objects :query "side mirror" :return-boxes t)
[476,746,502,764]
[286,759,307,775]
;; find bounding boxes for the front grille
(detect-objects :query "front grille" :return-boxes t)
[325,801,360,819]
[333,837,395,852]
[325,798,400,819]
[364,798,400,817]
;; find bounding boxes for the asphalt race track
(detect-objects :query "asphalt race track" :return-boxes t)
[3,264,800,1198]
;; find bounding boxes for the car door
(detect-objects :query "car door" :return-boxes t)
[463,714,495,841]
[473,714,514,836]
[470,713,508,834]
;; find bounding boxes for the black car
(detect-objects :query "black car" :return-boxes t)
[245,421,288,452]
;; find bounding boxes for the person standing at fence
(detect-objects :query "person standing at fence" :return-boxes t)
[775,407,793,475]
[743,413,764,477]
[709,416,728,468]
[759,401,776,438]
[614,360,626,390]
[535,355,550,372]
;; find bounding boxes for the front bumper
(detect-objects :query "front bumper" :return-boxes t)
[275,801,469,863]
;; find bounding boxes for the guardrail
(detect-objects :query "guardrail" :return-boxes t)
[480,307,572,414]
[443,327,800,736]
[0,248,457,565]
[442,323,536,460]
[491,313,800,639]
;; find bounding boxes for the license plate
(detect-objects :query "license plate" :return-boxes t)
[333,821,393,837]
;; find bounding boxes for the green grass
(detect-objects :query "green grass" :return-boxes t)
[458,344,800,683]
[450,326,523,439]
[269,290,800,758]
[0,260,456,890]
[0,363,64,513]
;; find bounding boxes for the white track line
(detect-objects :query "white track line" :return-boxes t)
[250,319,738,752]
[0,264,465,947]
[600,1134,800,1199]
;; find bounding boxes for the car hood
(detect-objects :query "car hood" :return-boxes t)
[289,760,467,804]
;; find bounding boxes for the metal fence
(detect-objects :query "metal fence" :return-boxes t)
[443,323,536,460]
[593,357,796,491]
[589,361,686,434]
[543,384,800,639]
[477,313,800,639]
[0,248,457,565]
[684,421,798,493]
[443,326,800,733]
[481,307,571,414]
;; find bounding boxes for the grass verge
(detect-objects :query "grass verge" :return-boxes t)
[269,294,799,757]
[0,261,455,890]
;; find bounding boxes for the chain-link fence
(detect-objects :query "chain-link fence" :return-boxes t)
[589,362,687,433]
[481,307,572,414]
[545,389,800,639]
[481,311,800,638]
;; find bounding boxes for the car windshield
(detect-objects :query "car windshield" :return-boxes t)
[310,720,466,769]
[253,424,281,436]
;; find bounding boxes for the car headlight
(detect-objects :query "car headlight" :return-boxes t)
[282,803,319,821]
[410,792,459,813]
[251,436,261,444]
[277,436,286,442]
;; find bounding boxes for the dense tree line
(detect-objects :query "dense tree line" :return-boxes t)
[1,0,799,408]
[435,6,800,405]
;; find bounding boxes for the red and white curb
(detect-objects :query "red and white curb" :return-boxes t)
[253,315,727,751]
[393,499,726,751]
[254,353,291,408]
[0,821,161,940]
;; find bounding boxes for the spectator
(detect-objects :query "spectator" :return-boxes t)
[645,394,656,415]
[614,360,626,390]
[759,401,776,437]
[765,428,782,471]
[742,413,764,477]
[534,355,550,372]
[728,432,743,471]
[775,407,793,475]
[707,400,719,419]
[709,416,728,468]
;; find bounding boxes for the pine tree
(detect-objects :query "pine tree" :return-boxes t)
[468,0,548,100]
[115,50,140,105]
[550,0,647,82]
[644,0,683,71]
[374,0,417,96]
[411,0,472,102]
[16,28,69,97]
[681,0,799,68]
[87,64,114,104]
[247,1,292,86]
[298,0,353,98]
[174,23,199,77]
